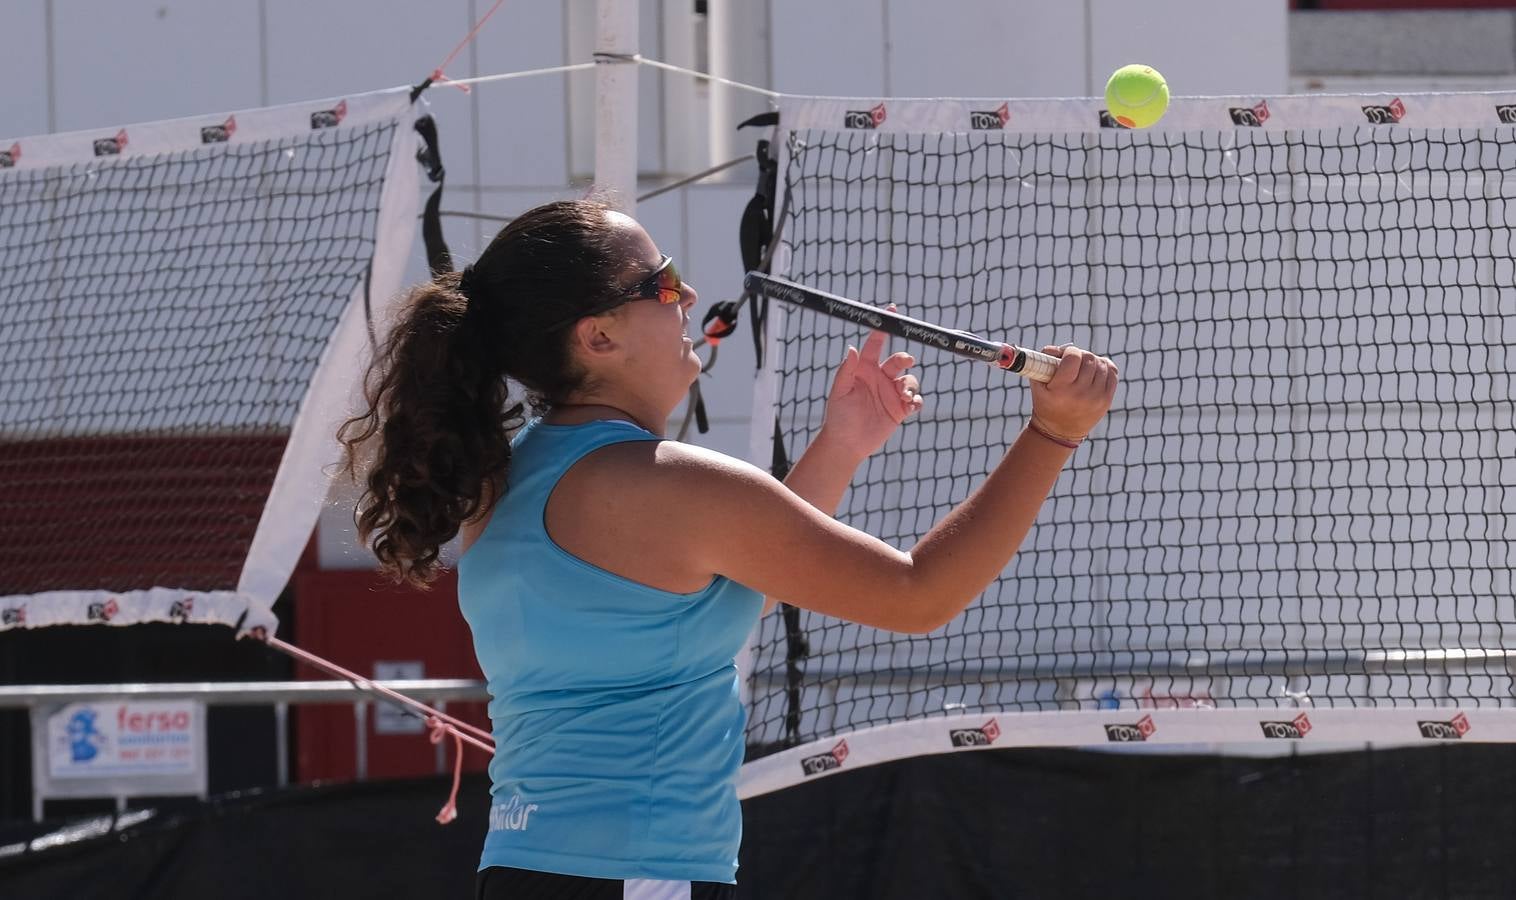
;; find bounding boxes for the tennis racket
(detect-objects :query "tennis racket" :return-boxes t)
[744,272,1059,383]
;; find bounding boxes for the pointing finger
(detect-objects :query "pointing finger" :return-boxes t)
[859,324,887,365]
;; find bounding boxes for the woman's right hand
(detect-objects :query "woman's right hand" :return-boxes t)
[1026,345,1119,444]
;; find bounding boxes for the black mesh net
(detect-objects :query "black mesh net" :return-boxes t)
[746,123,1516,756]
[0,118,398,596]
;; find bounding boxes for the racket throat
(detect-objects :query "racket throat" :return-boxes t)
[997,345,1026,372]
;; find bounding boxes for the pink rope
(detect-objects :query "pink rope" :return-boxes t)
[428,715,465,824]
[427,0,508,94]
[265,636,494,751]
[262,635,492,825]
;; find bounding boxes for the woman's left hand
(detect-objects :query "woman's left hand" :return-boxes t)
[820,307,925,460]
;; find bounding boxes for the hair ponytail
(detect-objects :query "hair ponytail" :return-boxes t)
[339,273,522,587]
[339,198,626,586]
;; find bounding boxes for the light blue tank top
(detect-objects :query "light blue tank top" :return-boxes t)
[457,418,763,884]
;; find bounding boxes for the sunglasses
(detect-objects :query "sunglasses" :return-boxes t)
[621,255,683,305]
[545,255,685,331]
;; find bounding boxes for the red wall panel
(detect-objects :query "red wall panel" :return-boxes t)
[292,569,490,783]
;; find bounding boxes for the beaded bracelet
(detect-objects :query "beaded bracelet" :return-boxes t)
[1027,419,1083,450]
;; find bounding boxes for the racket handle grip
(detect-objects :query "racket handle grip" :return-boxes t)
[998,345,1058,383]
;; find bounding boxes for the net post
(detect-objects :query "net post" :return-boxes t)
[707,0,773,171]
[594,0,639,214]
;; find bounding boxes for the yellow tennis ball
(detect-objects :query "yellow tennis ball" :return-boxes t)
[1105,64,1169,129]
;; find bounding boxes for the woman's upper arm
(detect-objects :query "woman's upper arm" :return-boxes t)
[654,443,940,633]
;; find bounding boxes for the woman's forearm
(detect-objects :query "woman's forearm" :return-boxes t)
[762,428,870,615]
[902,426,1074,629]
[781,427,868,516]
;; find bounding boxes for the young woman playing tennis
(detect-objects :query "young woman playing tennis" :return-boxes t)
[341,199,1117,899]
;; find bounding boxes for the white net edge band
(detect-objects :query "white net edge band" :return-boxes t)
[0,87,413,170]
[0,588,266,633]
[237,97,424,619]
[776,90,1516,135]
[738,706,1498,799]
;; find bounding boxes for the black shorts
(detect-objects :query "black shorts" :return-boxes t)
[475,866,736,899]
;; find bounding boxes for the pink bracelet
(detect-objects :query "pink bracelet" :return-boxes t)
[1027,419,1082,450]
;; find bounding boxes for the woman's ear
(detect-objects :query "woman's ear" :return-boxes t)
[569,314,619,360]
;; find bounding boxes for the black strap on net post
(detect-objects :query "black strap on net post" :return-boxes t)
[767,418,809,749]
[413,114,453,277]
[735,112,808,749]
[738,112,780,369]
[681,114,777,437]
[359,111,450,344]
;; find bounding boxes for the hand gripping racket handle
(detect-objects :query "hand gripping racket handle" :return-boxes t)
[744,272,1059,383]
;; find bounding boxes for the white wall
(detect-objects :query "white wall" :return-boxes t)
[771,0,1287,99]
[0,0,1290,568]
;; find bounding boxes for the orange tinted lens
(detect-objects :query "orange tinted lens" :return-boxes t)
[655,259,682,303]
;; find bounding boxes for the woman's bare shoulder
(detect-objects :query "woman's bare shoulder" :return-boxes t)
[586,438,766,482]
[559,439,783,531]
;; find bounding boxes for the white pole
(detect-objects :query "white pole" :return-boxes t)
[707,0,772,168]
[707,0,734,168]
[661,0,702,176]
[596,0,640,215]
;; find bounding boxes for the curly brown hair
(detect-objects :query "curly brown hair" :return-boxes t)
[339,199,630,586]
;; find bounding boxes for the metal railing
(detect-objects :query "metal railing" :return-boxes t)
[0,679,491,800]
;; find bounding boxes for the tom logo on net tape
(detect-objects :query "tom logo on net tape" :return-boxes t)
[87,599,119,623]
[969,102,1010,130]
[93,129,128,156]
[843,103,887,130]
[1228,100,1271,127]
[1259,713,1313,740]
[310,99,348,130]
[1103,715,1157,743]
[1361,97,1406,124]
[948,719,1002,748]
[800,740,851,776]
[1417,713,1471,740]
[200,116,237,144]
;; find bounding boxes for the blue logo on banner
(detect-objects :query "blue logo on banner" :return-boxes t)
[67,709,103,762]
